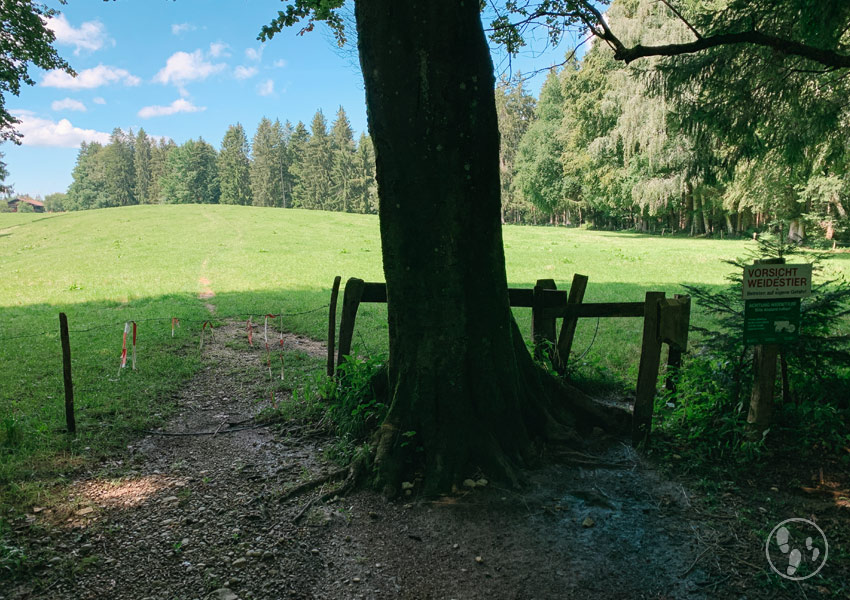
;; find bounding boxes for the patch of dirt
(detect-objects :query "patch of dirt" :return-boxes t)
[199,260,215,301]
[4,322,812,600]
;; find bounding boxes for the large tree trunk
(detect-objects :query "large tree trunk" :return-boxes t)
[355,0,582,496]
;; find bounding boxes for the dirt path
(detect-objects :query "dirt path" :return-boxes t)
[6,322,752,600]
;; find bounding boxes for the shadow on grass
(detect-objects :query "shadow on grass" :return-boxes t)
[0,278,733,505]
[580,230,750,242]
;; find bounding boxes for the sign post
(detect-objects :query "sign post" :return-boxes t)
[743,263,812,301]
[744,298,802,345]
[743,259,811,434]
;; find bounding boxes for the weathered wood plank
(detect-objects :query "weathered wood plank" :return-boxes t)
[508,287,567,308]
[555,273,588,373]
[59,312,76,435]
[337,278,365,371]
[632,291,665,446]
[662,294,690,396]
[659,295,691,349]
[360,282,387,303]
[553,302,645,319]
[532,279,558,361]
[326,275,342,377]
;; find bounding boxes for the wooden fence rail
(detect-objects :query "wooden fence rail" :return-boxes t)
[326,275,690,445]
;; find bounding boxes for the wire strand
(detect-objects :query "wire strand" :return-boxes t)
[0,305,331,341]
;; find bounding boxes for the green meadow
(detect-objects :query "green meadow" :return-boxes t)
[1,204,848,493]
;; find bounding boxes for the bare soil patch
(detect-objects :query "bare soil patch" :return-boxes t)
[3,322,801,599]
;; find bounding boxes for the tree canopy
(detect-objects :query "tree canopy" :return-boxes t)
[0,0,74,144]
[257,0,850,495]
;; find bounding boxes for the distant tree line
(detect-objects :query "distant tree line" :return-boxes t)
[48,0,850,246]
[61,106,378,214]
[497,0,849,245]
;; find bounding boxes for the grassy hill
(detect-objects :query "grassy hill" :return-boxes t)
[1,204,847,494]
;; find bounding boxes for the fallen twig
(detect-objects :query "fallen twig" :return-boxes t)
[680,545,712,577]
[292,496,319,523]
[212,420,228,436]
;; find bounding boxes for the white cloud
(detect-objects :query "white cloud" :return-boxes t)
[257,79,274,96]
[93,97,106,105]
[42,64,140,89]
[245,47,264,62]
[234,65,258,80]
[11,111,110,147]
[47,14,112,55]
[51,98,87,112]
[138,99,205,118]
[273,59,287,68]
[209,42,229,58]
[153,50,226,86]
[171,23,196,35]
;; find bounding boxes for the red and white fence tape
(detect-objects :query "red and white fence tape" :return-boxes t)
[199,321,213,351]
[118,321,137,375]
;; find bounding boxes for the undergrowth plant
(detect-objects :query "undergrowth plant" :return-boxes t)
[655,232,850,463]
[320,351,388,463]
[0,518,28,579]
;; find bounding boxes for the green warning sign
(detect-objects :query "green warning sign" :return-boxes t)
[744,298,801,345]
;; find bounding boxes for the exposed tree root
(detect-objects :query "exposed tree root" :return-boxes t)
[286,457,367,523]
[279,467,350,503]
[548,448,636,469]
[142,417,320,438]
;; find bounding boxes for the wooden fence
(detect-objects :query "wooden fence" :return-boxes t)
[326,274,690,445]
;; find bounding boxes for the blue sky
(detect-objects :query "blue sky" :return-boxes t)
[4,1,577,197]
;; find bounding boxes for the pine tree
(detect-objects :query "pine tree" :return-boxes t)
[218,123,253,205]
[134,129,153,204]
[250,117,284,207]
[148,138,176,204]
[330,106,358,212]
[271,119,289,208]
[160,138,220,204]
[287,121,310,207]
[102,128,136,207]
[294,110,333,210]
[66,142,108,210]
[354,133,378,214]
[280,120,296,207]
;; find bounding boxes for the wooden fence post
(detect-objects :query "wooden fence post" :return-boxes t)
[748,344,779,433]
[746,257,785,435]
[662,294,691,396]
[59,312,76,435]
[532,279,557,362]
[632,291,665,446]
[326,276,342,377]
[336,278,365,372]
[555,273,588,373]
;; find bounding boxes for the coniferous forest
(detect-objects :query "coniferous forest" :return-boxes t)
[54,0,850,247]
[61,107,379,215]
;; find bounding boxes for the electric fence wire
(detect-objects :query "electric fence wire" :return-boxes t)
[0,304,331,342]
[573,317,601,363]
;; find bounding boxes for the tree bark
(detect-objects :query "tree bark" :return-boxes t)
[355,0,583,496]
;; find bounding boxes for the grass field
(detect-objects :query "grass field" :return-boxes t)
[2,204,848,498]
